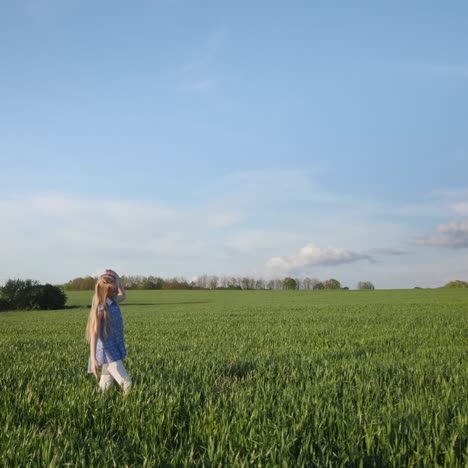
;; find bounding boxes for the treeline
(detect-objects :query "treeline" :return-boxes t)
[0,279,67,311]
[64,275,376,291]
[63,276,191,290]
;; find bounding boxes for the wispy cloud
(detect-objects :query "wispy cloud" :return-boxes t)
[22,0,54,20]
[206,211,245,229]
[176,30,225,92]
[393,187,468,218]
[430,189,468,216]
[225,230,299,254]
[0,192,246,282]
[453,202,468,215]
[409,64,468,78]
[392,202,448,218]
[368,248,413,256]
[2,176,464,287]
[21,0,77,23]
[430,188,468,199]
[179,79,216,92]
[177,30,226,75]
[214,169,352,207]
[415,220,468,248]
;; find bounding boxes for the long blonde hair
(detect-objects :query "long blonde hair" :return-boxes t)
[85,275,116,342]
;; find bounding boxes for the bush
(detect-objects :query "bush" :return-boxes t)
[444,280,468,288]
[0,297,10,311]
[0,279,67,311]
[30,284,67,310]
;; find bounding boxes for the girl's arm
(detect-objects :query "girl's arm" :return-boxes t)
[115,276,126,303]
[89,310,102,380]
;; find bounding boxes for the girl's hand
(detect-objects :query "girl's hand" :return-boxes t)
[105,269,119,280]
[91,359,99,380]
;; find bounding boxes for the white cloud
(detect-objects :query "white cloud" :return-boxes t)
[415,220,468,248]
[265,243,374,275]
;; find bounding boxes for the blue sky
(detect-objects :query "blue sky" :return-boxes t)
[1,0,467,288]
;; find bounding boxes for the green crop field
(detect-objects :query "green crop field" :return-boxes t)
[1,289,467,466]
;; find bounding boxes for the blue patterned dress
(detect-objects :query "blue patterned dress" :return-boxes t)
[88,297,127,373]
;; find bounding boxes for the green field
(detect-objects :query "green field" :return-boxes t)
[1,289,467,466]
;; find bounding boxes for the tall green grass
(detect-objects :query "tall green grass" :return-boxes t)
[1,289,467,466]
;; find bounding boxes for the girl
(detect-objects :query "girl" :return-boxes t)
[86,269,132,394]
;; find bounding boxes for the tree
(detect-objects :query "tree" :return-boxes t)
[273,278,283,290]
[241,277,251,290]
[255,278,265,290]
[1,279,39,309]
[313,282,325,290]
[163,277,190,289]
[218,276,228,288]
[63,276,96,291]
[208,276,219,290]
[282,277,297,290]
[140,276,163,289]
[357,281,375,290]
[121,275,144,289]
[228,277,240,289]
[195,274,209,289]
[303,277,320,290]
[324,278,341,290]
[0,297,9,312]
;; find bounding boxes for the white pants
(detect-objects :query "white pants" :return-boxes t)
[99,360,132,393]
